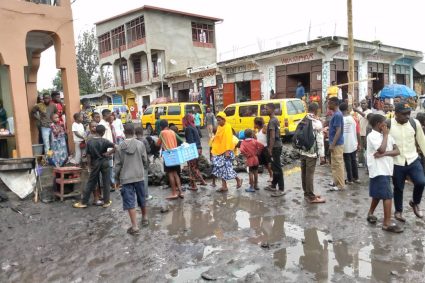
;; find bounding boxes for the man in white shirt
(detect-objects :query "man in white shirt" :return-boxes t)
[340,103,360,184]
[353,99,372,166]
[389,102,425,221]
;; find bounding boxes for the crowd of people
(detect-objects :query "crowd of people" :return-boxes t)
[30,90,425,236]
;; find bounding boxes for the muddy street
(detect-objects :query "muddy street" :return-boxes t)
[2,154,425,283]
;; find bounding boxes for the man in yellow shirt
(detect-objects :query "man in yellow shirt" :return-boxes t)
[327,81,339,99]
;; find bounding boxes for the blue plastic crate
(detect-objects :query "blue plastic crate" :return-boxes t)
[180,143,199,162]
[162,147,182,167]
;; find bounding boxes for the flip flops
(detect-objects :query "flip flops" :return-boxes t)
[127,227,140,235]
[382,224,404,233]
[367,214,378,224]
[73,202,87,208]
[308,196,326,204]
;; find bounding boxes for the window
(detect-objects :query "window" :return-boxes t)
[224,106,236,117]
[286,102,297,115]
[155,106,167,115]
[289,100,305,114]
[260,103,281,116]
[239,105,258,117]
[121,62,129,84]
[191,22,214,44]
[144,107,153,115]
[111,25,126,49]
[126,16,146,44]
[185,104,201,115]
[168,106,181,115]
[98,32,111,54]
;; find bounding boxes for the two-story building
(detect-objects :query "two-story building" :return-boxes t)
[95,5,222,116]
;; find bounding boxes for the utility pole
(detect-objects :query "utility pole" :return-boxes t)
[347,0,355,104]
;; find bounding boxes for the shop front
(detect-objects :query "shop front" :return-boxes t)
[220,62,261,107]
[172,80,194,102]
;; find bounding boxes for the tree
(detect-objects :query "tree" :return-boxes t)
[76,28,100,95]
[52,70,62,91]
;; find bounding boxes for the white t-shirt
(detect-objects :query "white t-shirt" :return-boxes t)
[113,119,125,138]
[343,115,358,153]
[72,122,85,142]
[367,129,395,178]
[256,130,267,146]
[358,108,372,137]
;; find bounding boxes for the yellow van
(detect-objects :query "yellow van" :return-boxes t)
[223,99,306,136]
[95,104,129,124]
[141,102,204,134]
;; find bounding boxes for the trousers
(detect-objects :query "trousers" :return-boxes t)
[301,155,317,197]
[331,145,345,189]
[82,159,111,205]
[271,147,285,190]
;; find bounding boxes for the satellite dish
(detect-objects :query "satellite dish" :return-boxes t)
[170,59,177,65]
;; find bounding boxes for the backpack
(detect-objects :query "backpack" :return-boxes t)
[292,116,315,151]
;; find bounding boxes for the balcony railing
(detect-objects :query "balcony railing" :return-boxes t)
[24,0,59,6]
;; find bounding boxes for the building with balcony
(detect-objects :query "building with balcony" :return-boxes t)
[95,5,222,116]
[0,0,80,157]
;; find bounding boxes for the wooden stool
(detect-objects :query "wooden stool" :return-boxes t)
[53,167,82,201]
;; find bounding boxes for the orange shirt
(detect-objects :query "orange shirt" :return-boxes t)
[157,129,178,150]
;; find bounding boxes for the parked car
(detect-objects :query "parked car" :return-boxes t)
[141,102,204,134]
[222,98,306,136]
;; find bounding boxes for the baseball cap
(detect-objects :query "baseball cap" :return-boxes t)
[394,102,412,113]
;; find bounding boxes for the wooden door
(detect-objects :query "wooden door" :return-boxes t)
[250,80,261,101]
[223,83,235,107]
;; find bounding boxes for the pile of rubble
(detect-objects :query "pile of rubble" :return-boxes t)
[147,146,300,186]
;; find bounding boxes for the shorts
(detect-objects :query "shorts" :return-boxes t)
[163,162,181,173]
[259,148,271,165]
[120,181,145,210]
[249,166,259,173]
[369,176,393,200]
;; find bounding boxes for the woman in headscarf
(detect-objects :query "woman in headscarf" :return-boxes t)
[211,112,242,192]
[183,114,207,190]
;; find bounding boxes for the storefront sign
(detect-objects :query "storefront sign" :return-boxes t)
[280,52,317,65]
[225,63,258,74]
[203,75,217,87]
[364,54,390,63]
[197,69,217,79]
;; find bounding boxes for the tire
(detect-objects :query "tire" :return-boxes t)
[146,124,153,136]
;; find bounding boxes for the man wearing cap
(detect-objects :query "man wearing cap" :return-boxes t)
[390,102,425,221]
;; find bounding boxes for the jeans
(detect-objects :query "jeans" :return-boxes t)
[343,150,359,182]
[271,147,285,190]
[109,158,115,185]
[393,158,425,213]
[301,155,317,197]
[144,167,149,197]
[330,145,345,189]
[41,127,52,153]
[82,159,111,205]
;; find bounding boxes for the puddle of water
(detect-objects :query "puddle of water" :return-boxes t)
[232,264,261,278]
[165,266,209,282]
[236,210,251,230]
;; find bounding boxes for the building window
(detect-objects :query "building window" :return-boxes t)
[121,62,129,85]
[191,22,214,44]
[98,32,111,55]
[126,16,146,44]
[111,25,126,49]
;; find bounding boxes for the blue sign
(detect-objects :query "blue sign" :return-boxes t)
[112,93,123,104]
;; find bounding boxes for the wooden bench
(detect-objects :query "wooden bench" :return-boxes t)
[53,167,82,201]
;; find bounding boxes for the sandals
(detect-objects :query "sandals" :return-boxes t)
[245,187,256,193]
[308,196,326,204]
[382,224,404,233]
[166,195,179,200]
[216,188,228,193]
[367,214,378,224]
[141,219,149,227]
[236,179,243,189]
[127,227,140,235]
[264,186,277,192]
[73,202,87,208]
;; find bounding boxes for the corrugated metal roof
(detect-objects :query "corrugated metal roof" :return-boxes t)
[80,93,110,100]
[414,62,425,75]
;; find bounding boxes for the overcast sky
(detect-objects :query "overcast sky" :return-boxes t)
[37,0,425,90]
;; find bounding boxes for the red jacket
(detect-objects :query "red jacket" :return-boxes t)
[240,138,264,167]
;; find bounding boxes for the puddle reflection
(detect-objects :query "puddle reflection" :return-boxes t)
[157,196,423,282]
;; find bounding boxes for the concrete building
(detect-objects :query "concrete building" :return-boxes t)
[414,62,425,95]
[0,0,80,157]
[95,5,222,116]
[217,36,423,110]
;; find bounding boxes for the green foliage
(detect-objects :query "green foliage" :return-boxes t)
[76,27,100,95]
[52,70,62,91]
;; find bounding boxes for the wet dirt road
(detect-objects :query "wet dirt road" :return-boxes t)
[2,160,425,283]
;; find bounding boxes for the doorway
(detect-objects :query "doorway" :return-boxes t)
[396,74,406,85]
[178,89,189,102]
[235,81,251,102]
[372,73,385,94]
[286,73,310,98]
[337,71,348,100]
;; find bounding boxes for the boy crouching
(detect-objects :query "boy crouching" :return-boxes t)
[115,124,149,235]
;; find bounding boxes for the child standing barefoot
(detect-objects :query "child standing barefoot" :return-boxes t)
[367,114,403,233]
[240,129,264,192]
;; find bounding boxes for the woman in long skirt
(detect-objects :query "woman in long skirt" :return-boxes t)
[183,114,207,190]
[211,112,242,192]
[50,113,68,167]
